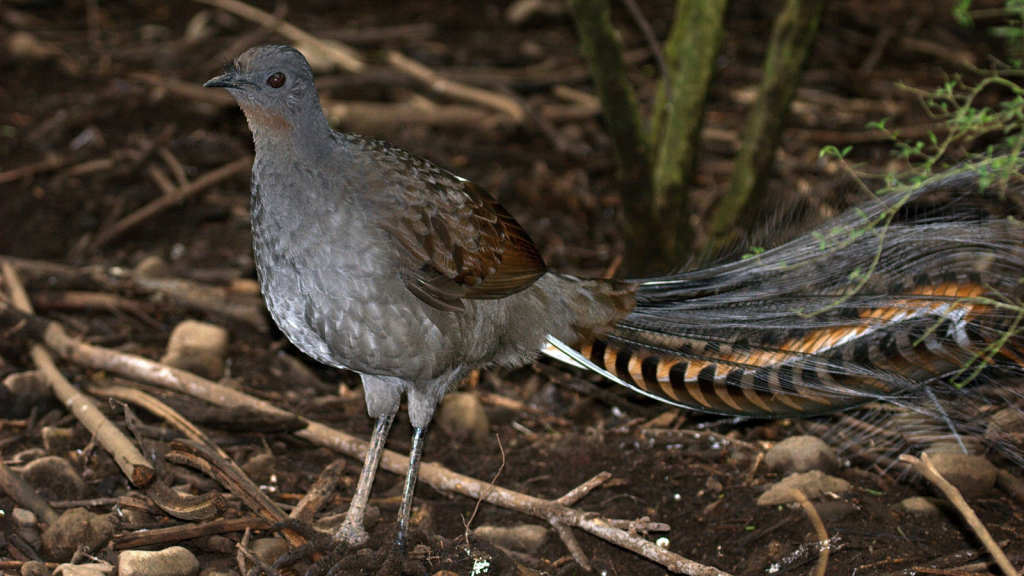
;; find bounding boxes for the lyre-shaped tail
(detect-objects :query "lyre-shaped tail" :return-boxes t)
[545,169,1024,422]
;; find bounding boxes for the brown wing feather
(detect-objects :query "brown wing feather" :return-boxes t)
[378,168,546,311]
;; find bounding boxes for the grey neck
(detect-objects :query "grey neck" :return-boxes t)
[250,106,335,163]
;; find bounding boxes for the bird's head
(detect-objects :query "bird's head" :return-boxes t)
[205,45,326,138]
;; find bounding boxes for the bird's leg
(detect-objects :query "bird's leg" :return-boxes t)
[335,410,397,546]
[393,426,426,550]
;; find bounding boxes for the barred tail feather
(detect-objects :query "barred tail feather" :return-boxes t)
[545,166,1024,464]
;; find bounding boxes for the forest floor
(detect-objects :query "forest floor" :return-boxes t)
[2,0,1023,575]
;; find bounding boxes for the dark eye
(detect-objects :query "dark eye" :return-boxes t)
[267,72,285,88]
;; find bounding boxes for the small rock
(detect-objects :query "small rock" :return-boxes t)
[134,256,173,278]
[757,470,852,506]
[43,508,114,561]
[52,562,113,576]
[473,524,548,554]
[241,453,276,484]
[3,370,51,396]
[7,31,63,61]
[161,320,230,380]
[113,508,158,531]
[923,451,998,499]
[434,392,490,444]
[2,371,52,419]
[13,507,38,528]
[21,456,86,501]
[197,535,235,554]
[13,507,42,550]
[118,547,199,576]
[21,560,50,576]
[41,427,77,453]
[249,537,288,565]
[893,496,946,516]
[764,436,839,475]
[813,500,858,522]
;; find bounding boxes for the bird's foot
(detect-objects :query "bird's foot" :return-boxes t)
[263,519,359,576]
[333,515,371,548]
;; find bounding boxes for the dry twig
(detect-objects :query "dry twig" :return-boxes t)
[0,457,59,526]
[114,517,270,550]
[290,458,346,524]
[900,453,1017,576]
[1,262,155,489]
[190,0,523,121]
[0,303,732,576]
[88,155,253,252]
[0,154,73,184]
[386,50,525,122]
[789,489,829,576]
[191,0,364,73]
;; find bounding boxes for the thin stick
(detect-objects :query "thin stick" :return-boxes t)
[0,154,72,184]
[386,50,525,122]
[555,471,612,506]
[0,457,59,525]
[190,0,364,73]
[88,155,252,251]
[900,453,1017,576]
[789,489,829,576]
[0,305,732,576]
[114,516,270,550]
[1,263,155,488]
[88,383,228,459]
[290,458,346,523]
[131,72,236,107]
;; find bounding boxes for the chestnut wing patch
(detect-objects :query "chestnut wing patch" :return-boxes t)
[381,176,547,312]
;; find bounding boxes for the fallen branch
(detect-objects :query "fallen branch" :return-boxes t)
[900,453,1017,576]
[789,489,829,576]
[191,0,364,73]
[31,291,162,329]
[129,275,268,332]
[2,256,268,332]
[88,155,253,252]
[385,50,525,123]
[0,457,59,526]
[0,154,72,184]
[190,0,522,121]
[114,516,270,550]
[131,72,236,108]
[290,458,346,524]
[3,265,236,525]
[88,383,228,459]
[1,262,155,489]
[0,303,732,576]
[323,96,505,130]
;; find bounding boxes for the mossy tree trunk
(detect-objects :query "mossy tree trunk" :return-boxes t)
[648,0,730,271]
[569,0,659,271]
[708,0,827,250]
[569,0,827,274]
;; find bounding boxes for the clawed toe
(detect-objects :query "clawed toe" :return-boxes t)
[252,519,350,576]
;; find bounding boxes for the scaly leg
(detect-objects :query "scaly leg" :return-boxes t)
[334,410,396,546]
[394,426,426,550]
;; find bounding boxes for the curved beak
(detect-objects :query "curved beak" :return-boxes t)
[204,73,243,89]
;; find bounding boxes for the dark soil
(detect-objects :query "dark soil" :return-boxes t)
[2,1,1023,575]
